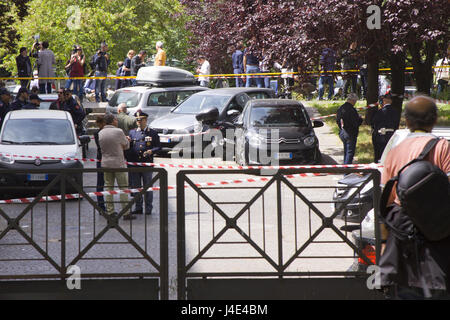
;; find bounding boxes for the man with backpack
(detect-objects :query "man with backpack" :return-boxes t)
[379,95,450,300]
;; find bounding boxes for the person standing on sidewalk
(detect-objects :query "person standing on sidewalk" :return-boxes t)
[127,111,161,215]
[196,56,210,87]
[336,93,363,164]
[99,113,135,220]
[16,47,32,89]
[154,41,166,67]
[94,42,110,102]
[232,42,244,87]
[94,115,106,213]
[31,41,56,94]
[371,92,401,163]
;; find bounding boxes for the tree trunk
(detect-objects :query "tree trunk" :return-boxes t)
[409,41,437,96]
[365,53,379,125]
[389,51,405,125]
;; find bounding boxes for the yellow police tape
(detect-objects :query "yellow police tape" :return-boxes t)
[0,66,448,81]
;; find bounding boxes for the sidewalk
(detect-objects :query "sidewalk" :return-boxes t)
[302,101,344,165]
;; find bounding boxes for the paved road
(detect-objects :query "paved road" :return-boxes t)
[1,102,364,299]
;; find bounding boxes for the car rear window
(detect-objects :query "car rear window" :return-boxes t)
[247,92,271,99]
[1,119,75,145]
[250,105,309,127]
[147,90,201,107]
[109,91,142,108]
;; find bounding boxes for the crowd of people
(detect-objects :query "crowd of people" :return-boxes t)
[0,84,86,135]
[10,40,168,103]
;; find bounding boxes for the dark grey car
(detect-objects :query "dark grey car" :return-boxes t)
[150,87,276,152]
[233,99,324,165]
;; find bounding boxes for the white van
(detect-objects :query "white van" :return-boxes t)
[0,110,85,198]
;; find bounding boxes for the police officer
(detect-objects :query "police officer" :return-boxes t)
[10,87,29,110]
[63,90,86,135]
[22,93,41,109]
[0,87,12,130]
[127,111,161,215]
[371,92,401,163]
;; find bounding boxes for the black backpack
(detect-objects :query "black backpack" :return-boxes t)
[380,138,450,241]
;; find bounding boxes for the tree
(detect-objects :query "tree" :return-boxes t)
[181,0,449,125]
[0,0,190,76]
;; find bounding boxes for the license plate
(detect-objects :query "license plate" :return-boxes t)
[27,174,48,181]
[160,137,171,143]
[275,152,292,160]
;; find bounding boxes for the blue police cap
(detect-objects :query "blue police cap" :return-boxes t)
[134,110,149,119]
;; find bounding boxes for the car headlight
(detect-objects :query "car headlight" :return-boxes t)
[193,122,202,133]
[248,132,264,147]
[303,136,315,147]
[0,153,14,164]
[61,153,76,164]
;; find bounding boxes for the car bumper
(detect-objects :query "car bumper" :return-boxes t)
[248,144,320,165]
[0,161,83,198]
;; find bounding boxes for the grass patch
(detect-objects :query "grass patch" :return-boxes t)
[311,100,450,164]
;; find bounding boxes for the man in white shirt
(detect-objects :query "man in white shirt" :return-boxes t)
[435,45,449,96]
[196,56,210,87]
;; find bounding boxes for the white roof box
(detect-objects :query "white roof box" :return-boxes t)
[136,66,196,86]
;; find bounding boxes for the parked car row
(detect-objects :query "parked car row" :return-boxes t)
[0,66,324,198]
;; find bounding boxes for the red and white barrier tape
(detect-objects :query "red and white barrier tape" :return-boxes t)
[0,150,381,171]
[0,172,332,204]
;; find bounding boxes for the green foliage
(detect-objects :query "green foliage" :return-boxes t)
[0,0,190,76]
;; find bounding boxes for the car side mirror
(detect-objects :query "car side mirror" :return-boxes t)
[313,120,324,128]
[227,109,240,117]
[196,107,219,123]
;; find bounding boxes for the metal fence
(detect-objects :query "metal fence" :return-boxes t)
[176,168,384,300]
[0,166,168,300]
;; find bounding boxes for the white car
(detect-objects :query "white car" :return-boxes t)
[0,110,84,199]
[105,66,208,123]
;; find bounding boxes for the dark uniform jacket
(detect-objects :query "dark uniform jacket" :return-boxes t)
[22,103,39,109]
[371,104,400,134]
[64,97,86,130]
[0,101,11,130]
[127,127,161,163]
[10,98,27,111]
[336,102,363,137]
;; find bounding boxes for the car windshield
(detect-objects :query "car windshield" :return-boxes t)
[1,119,75,145]
[250,105,309,127]
[173,94,231,114]
[108,91,142,108]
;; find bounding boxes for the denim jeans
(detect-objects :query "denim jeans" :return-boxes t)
[245,65,263,88]
[66,79,83,100]
[39,82,52,94]
[339,129,357,164]
[95,71,107,102]
[318,75,334,100]
[129,169,153,214]
[234,68,244,87]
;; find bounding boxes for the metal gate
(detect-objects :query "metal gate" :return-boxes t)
[0,167,168,300]
[177,168,384,300]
